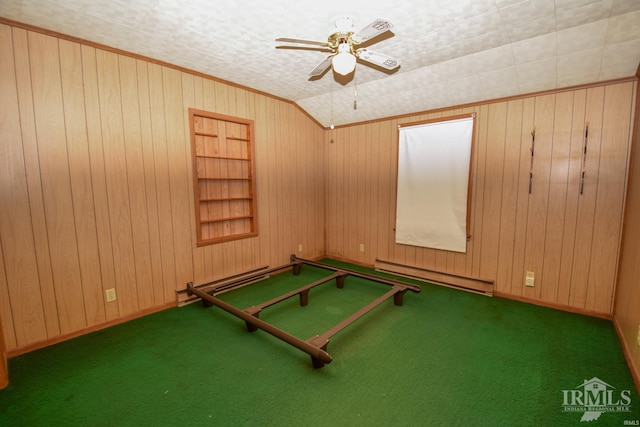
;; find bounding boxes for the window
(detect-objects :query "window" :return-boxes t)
[189,108,257,246]
[395,114,475,253]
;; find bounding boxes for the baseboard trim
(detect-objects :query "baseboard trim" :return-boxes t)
[493,291,613,319]
[7,302,175,358]
[613,317,640,395]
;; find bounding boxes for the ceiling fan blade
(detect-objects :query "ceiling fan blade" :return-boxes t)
[309,55,334,77]
[351,19,393,44]
[276,37,331,47]
[276,45,333,53]
[356,49,400,70]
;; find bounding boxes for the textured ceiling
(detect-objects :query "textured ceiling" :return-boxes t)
[2,0,640,127]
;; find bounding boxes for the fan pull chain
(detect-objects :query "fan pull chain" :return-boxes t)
[330,77,335,130]
[353,73,358,110]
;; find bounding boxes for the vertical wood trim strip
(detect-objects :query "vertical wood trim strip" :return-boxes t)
[58,39,105,323]
[10,28,59,340]
[586,82,634,313]
[569,86,604,308]
[29,31,87,333]
[0,25,48,347]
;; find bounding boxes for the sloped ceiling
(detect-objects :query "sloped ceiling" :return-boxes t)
[2,0,639,127]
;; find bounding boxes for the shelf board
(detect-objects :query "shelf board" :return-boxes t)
[200,197,252,202]
[194,131,218,138]
[196,154,249,161]
[201,215,253,224]
[198,177,250,181]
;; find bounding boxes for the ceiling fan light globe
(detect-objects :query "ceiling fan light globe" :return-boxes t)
[332,52,356,75]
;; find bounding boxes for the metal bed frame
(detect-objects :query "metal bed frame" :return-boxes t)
[186,255,421,368]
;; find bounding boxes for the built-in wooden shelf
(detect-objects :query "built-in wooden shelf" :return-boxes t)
[189,108,258,246]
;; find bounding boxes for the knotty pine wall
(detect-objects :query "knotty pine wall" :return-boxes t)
[325,80,637,317]
[0,23,325,354]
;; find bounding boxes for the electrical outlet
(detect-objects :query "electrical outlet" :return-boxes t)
[298,243,303,253]
[359,243,365,252]
[525,271,535,287]
[105,288,117,303]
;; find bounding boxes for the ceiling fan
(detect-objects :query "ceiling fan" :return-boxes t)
[276,16,400,78]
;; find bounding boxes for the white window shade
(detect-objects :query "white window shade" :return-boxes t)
[395,115,474,253]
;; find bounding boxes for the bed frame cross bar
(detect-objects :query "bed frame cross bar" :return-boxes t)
[290,255,422,297]
[187,282,333,366]
[244,270,347,315]
[307,284,409,368]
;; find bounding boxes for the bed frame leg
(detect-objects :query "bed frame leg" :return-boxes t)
[292,262,302,276]
[299,290,309,306]
[244,307,261,332]
[310,341,330,369]
[311,357,326,369]
[336,272,347,289]
[394,289,408,306]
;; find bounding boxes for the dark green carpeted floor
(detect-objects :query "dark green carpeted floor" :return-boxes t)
[1,259,639,426]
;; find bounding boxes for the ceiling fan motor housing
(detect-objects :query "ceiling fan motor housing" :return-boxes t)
[328,32,355,50]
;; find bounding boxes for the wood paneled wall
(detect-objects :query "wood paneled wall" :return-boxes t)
[325,81,637,316]
[0,314,6,388]
[0,18,637,369]
[0,23,325,353]
[615,81,640,389]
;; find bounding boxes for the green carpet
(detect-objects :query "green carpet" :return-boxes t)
[1,259,638,426]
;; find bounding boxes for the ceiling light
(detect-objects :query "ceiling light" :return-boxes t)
[332,43,356,75]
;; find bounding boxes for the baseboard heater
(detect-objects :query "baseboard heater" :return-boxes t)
[374,258,494,296]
